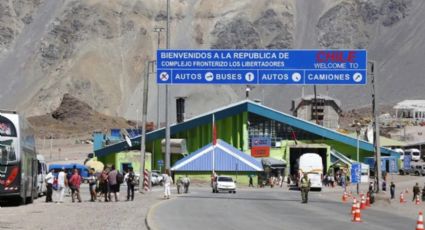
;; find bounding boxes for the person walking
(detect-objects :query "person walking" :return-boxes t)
[69,169,82,202]
[88,168,97,202]
[108,165,119,202]
[390,181,395,199]
[99,167,109,202]
[382,180,387,192]
[116,170,124,200]
[413,182,421,201]
[182,175,190,193]
[248,175,254,187]
[300,174,311,203]
[45,169,54,202]
[56,167,67,203]
[125,167,136,201]
[163,170,173,199]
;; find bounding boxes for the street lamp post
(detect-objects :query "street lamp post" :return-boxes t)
[153,27,164,129]
[140,61,155,192]
[370,60,381,193]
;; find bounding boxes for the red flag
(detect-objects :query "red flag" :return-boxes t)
[291,130,298,145]
[212,114,217,145]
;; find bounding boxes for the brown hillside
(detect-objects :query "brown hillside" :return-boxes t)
[28,94,134,138]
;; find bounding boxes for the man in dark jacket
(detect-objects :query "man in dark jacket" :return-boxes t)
[413,182,420,201]
[126,167,136,201]
[390,182,395,199]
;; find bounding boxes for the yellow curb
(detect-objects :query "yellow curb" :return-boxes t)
[145,196,177,230]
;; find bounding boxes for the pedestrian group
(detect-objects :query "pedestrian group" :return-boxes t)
[44,165,137,203]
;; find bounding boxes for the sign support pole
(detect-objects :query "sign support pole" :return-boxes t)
[370,61,381,193]
[164,0,171,174]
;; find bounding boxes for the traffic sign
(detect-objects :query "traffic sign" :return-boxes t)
[251,137,271,147]
[157,50,367,85]
[157,160,164,166]
[351,163,361,184]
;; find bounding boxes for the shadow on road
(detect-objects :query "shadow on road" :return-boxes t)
[176,194,339,204]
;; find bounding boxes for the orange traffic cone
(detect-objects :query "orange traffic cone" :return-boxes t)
[416,195,421,205]
[352,201,362,223]
[366,193,371,207]
[416,211,424,230]
[360,194,366,210]
[351,198,357,215]
[400,192,406,203]
[342,191,348,203]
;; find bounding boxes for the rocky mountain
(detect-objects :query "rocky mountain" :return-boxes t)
[28,93,133,138]
[0,0,424,126]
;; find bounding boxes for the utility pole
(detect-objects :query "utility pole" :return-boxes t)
[370,61,381,193]
[153,27,164,129]
[165,0,171,173]
[140,61,154,192]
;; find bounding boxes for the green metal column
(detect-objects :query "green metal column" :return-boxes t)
[242,112,249,151]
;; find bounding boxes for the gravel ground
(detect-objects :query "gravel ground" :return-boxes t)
[0,185,166,230]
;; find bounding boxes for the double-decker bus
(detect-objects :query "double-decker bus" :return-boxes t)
[0,110,37,204]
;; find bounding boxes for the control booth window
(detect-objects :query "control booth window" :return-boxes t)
[248,113,324,146]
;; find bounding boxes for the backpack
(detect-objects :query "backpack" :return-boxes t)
[116,172,124,184]
[52,177,58,190]
[128,172,136,185]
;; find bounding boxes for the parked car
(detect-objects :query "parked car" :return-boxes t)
[151,172,164,186]
[48,163,90,183]
[399,165,413,175]
[212,176,236,193]
[412,164,425,176]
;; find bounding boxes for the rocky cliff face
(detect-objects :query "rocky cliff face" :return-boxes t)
[0,0,423,125]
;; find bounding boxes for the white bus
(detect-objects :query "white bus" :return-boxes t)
[0,110,38,204]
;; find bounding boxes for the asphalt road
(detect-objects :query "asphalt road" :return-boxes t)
[149,187,416,230]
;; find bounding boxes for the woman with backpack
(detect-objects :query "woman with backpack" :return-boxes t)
[125,167,136,201]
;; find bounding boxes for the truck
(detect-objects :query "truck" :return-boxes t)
[298,153,323,191]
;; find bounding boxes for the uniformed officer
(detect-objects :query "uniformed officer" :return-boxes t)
[300,174,311,203]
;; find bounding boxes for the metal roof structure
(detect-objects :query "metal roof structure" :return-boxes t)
[94,100,398,157]
[171,139,263,172]
[394,100,425,111]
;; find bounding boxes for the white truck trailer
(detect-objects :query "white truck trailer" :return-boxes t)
[298,153,323,191]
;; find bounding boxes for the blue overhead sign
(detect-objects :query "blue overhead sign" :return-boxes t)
[157,50,367,85]
[351,163,361,184]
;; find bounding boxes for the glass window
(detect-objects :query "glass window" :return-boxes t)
[0,143,16,164]
[0,116,17,137]
[248,113,324,144]
[218,177,233,182]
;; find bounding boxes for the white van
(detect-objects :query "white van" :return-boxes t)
[405,149,421,162]
[36,155,47,196]
[298,153,323,191]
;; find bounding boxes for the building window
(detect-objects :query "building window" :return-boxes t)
[248,113,324,146]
